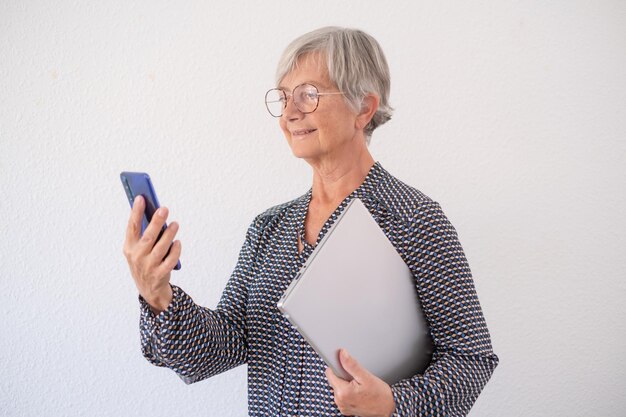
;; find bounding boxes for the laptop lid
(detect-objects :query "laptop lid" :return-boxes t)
[277,198,433,385]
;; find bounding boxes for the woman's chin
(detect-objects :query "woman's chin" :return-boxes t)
[288,140,318,159]
[290,148,316,160]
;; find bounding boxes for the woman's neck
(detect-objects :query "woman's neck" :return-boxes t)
[308,148,375,207]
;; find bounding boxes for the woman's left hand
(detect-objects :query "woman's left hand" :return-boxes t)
[325,349,396,417]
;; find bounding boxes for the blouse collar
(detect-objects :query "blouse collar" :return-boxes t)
[299,161,384,208]
[293,161,385,253]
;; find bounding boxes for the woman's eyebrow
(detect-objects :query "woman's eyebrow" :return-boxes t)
[277,81,327,92]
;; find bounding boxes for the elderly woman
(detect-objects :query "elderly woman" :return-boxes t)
[124,27,499,417]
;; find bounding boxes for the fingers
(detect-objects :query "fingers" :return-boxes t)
[123,198,180,307]
[327,352,396,417]
[150,221,179,263]
[338,349,369,384]
[125,195,145,244]
[158,239,182,274]
[325,367,346,391]
[137,206,169,253]
[326,366,356,417]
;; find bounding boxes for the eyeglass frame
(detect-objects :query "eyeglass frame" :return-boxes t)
[264,83,344,118]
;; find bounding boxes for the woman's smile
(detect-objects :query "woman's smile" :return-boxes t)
[291,128,318,138]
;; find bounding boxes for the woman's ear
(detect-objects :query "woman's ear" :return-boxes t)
[355,94,380,131]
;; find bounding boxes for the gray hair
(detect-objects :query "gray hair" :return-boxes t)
[276,27,393,143]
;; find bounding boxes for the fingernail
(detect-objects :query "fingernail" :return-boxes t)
[157,207,167,217]
[134,195,143,205]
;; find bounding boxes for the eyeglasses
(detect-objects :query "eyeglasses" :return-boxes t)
[264,83,344,117]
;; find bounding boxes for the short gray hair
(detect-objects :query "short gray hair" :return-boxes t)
[276,27,393,143]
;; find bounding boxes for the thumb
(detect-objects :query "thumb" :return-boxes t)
[339,348,371,383]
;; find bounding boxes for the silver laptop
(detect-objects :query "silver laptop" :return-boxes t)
[277,198,433,385]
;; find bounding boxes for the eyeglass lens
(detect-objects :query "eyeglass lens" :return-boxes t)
[265,84,319,117]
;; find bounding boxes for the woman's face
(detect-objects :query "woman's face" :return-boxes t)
[278,53,360,163]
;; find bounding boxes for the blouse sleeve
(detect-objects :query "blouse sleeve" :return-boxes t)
[138,216,263,384]
[390,201,499,417]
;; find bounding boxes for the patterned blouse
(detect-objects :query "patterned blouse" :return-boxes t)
[139,162,499,416]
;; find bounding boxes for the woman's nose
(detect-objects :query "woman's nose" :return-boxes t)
[282,94,302,120]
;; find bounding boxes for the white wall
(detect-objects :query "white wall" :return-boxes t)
[1,1,625,416]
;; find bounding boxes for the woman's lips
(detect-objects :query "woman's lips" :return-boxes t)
[291,128,317,137]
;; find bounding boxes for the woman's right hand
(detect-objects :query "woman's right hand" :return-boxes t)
[123,195,182,314]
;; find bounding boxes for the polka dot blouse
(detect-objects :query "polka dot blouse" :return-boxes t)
[138,162,499,416]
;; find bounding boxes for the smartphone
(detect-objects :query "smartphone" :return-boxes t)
[120,172,181,270]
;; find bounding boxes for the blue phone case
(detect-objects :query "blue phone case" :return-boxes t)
[120,172,181,270]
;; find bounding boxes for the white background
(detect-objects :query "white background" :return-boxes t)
[1,1,625,416]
